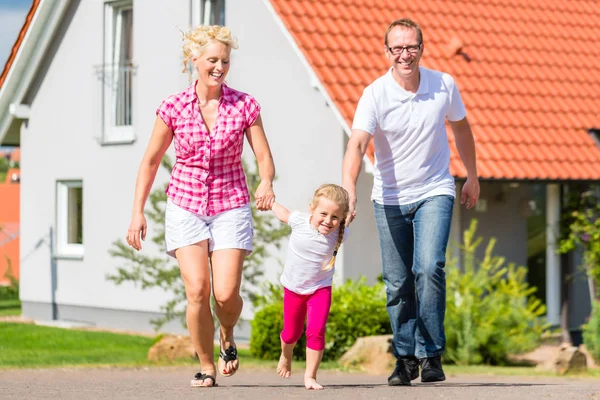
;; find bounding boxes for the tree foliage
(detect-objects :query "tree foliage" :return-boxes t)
[444,220,549,365]
[558,184,600,300]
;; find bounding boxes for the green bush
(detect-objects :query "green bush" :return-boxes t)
[326,277,391,360]
[249,283,306,360]
[250,278,390,361]
[444,220,549,365]
[583,301,600,363]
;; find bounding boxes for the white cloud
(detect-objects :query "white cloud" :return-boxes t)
[0,8,29,67]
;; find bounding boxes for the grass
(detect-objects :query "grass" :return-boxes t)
[0,322,339,370]
[0,299,21,316]
[444,364,600,378]
[0,322,157,368]
[0,321,598,378]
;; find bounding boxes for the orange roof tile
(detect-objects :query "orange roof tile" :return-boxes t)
[0,0,40,89]
[270,0,600,180]
[0,184,19,222]
[0,237,20,283]
[9,148,20,163]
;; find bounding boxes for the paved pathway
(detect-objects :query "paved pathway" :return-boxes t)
[2,367,600,399]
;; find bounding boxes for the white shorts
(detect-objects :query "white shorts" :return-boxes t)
[165,200,253,258]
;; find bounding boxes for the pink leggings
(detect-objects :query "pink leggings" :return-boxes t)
[280,286,332,351]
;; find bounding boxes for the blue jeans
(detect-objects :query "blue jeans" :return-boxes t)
[373,195,454,359]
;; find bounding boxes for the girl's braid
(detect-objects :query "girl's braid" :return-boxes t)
[322,219,345,272]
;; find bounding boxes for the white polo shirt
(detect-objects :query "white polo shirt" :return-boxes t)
[352,66,466,205]
[280,211,346,295]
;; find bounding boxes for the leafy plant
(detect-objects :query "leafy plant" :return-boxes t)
[107,155,289,329]
[326,277,391,360]
[583,301,600,363]
[559,185,600,301]
[250,282,307,360]
[444,219,549,365]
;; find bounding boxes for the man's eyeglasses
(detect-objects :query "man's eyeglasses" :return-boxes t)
[386,43,422,55]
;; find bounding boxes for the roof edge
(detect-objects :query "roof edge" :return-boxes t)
[263,0,374,172]
[263,0,351,136]
[0,0,71,144]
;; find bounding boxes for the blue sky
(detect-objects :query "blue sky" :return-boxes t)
[0,0,32,68]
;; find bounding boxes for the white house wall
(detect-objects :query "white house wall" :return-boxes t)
[226,0,381,296]
[20,0,191,332]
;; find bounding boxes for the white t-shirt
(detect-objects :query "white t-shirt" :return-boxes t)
[280,211,347,295]
[352,66,466,205]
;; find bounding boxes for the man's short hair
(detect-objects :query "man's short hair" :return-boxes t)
[384,18,423,46]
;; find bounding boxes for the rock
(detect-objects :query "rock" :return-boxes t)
[510,344,562,371]
[148,335,198,363]
[338,335,395,375]
[579,345,599,369]
[554,344,587,375]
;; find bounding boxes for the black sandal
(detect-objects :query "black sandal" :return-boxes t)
[191,372,217,387]
[219,345,238,377]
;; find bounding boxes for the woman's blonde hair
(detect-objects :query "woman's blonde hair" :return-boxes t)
[309,184,350,272]
[181,25,239,72]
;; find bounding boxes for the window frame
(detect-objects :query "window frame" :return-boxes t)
[187,0,225,76]
[102,0,135,145]
[55,180,84,259]
[191,0,225,27]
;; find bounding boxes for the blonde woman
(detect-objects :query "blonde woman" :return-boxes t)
[126,25,276,387]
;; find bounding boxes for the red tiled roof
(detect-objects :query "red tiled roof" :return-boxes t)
[0,0,40,89]
[270,0,600,180]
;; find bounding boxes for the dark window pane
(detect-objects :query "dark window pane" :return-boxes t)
[67,186,83,244]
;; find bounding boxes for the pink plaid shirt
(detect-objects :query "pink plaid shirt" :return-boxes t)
[157,82,261,216]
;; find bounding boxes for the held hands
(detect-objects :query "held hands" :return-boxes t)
[126,212,147,251]
[255,180,275,211]
[345,197,357,226]
[461,177,480,209]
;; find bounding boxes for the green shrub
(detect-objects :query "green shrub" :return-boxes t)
[583,301,600,363]
[444,220,549,365]
[325,277,391,360]
[250,278,390,361]
[249,283,306,360]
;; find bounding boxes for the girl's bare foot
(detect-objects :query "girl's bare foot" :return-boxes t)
[277,352,292,378]
[304,376,323,390]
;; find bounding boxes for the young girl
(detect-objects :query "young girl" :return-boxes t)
[270,184,350,390]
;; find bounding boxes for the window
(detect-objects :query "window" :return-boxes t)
[590,128,600,147]
[187,1,225,76]
[101,1,134,144]
[191,0,225,26]
[56,181,83,258]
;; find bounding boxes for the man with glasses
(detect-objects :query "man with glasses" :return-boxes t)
[342,18,479,386]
